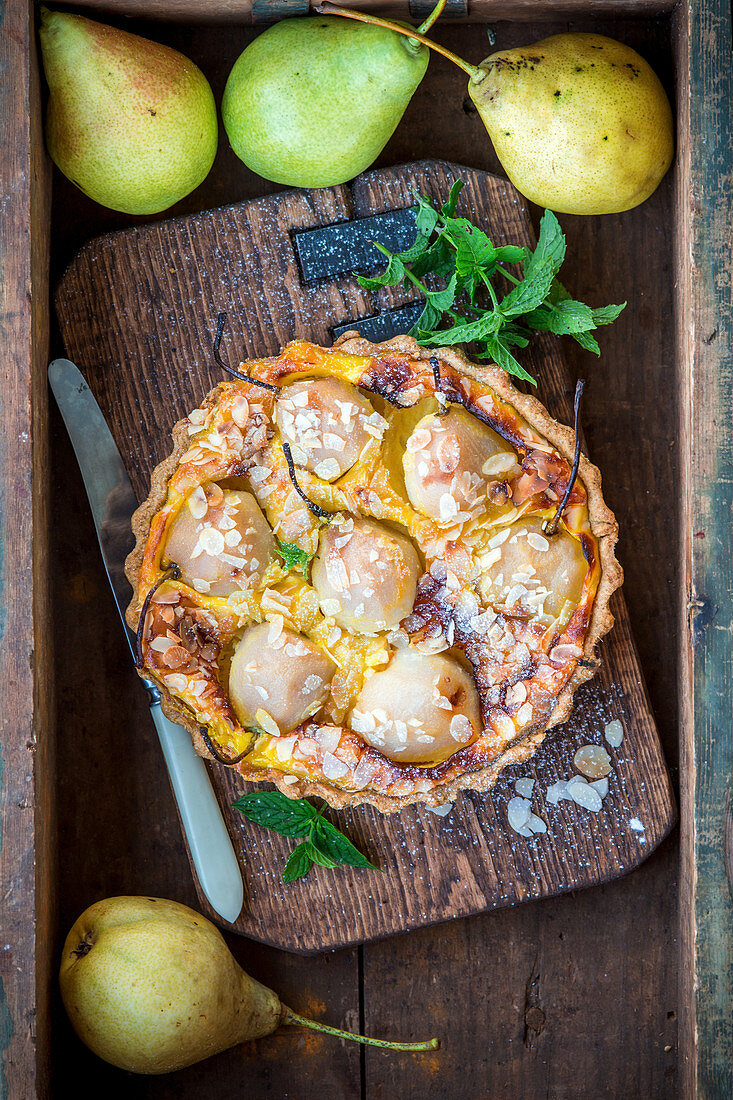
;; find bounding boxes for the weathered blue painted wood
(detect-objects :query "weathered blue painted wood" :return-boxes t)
[0,3,52,1097]
[676,0,733,1094]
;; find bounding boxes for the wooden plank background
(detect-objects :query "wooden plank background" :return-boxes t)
[675,0,733,1095]
[70,0,679,22]
[0,2,53,1098]
[39,14,684,1097]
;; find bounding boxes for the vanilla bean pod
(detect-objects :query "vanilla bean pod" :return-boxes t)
[134,565,181,669]
[213,312,280,392]
[282,441,334,519]
[543,379,585,537]
[199,725,249,766]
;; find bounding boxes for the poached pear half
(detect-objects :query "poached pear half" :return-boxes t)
[222,15,429,188]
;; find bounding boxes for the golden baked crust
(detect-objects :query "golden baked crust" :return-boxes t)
[126,335,622,812]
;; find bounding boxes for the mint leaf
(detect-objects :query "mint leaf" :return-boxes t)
[357,251,405,290]
[441,179,464,218]
[282,842,314,882]
[312,818,379,870]
[393,232,432,264]
[592,302,627,325]
[500,258,556,318]
[526,209,566,278]
[547,277,572,305]
[572,330,601,355]
[526,299,596,335]
[480,335,537,384]
[498,324,531,348]
[410,298,442,340]
[411,238,455,280]
[548,300,596,333]
[276,540,312,574]
[446,220,496,274]
[494,245,526,264]
[235,793,378,883]
[425,273,458,313]
[414,193,440,236]
[422,309,503,347]
[303,838,339,869]
[233,790,317,837]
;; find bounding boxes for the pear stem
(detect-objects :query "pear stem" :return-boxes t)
[316,2,482,80]
[281,1007,440,1052]
[416,0,447,35]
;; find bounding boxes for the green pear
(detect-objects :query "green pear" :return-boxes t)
[60,896,438,1073]
[221,15,430,188]
[39,8,218,215]
[319,6,673,215]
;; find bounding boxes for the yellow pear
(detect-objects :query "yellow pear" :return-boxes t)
[60,896,280,1074]
[467,33,674,215]
[60,896,437,1074]
[319,6,673,215]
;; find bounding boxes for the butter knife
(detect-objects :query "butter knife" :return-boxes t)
[49,358,244,924]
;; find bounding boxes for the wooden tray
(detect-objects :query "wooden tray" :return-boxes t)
[54,160,675,953]
[5,2,732,1094]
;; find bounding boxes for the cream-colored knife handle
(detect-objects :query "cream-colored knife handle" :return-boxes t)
[149,698,243,924]
[49,358,245,926]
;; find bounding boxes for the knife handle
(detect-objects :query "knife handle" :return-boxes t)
[149,701,244,924]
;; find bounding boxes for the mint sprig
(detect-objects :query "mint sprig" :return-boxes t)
[233,790,379,883]
[356,181,625,384]
[276,539,312,574]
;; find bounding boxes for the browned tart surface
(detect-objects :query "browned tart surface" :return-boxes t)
[126,335,621,811]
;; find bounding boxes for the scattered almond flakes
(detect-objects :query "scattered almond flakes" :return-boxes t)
[426,803,453,818]
[604,719,624,747]
[573,744,612,779]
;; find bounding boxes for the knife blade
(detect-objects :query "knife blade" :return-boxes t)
[49,358,244,924]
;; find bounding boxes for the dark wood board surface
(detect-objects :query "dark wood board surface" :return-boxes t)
[54,159,675,953]
[1,10,686,1098]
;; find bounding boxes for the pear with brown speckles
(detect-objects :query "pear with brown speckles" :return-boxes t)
[319,8,673,215]
[464,33,674,215]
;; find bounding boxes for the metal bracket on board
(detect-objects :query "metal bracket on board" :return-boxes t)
[292,206,417,284]
[252,0,310,22]
[292,206,425,341]
[252,1,468,22]
[409,0,468,18]
[331,302,424,343]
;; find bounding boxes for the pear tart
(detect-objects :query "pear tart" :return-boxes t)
[126,334,622,811]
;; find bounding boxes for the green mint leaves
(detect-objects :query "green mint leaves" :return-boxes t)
[356,181,625,385]
[233,790,379,883]
[276,540,312,574]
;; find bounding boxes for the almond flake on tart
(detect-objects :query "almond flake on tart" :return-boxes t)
[125,334,622,812]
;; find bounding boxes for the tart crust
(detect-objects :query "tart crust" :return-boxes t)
[126,335,622,812]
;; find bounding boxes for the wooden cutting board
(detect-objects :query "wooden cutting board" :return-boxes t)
[55,160,676,953]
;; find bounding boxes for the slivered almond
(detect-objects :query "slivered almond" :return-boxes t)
[549,643,583,665]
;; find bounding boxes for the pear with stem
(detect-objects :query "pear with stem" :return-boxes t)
[318,3,673,215]
[222,1,447,188]
[60,897,439,1074]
